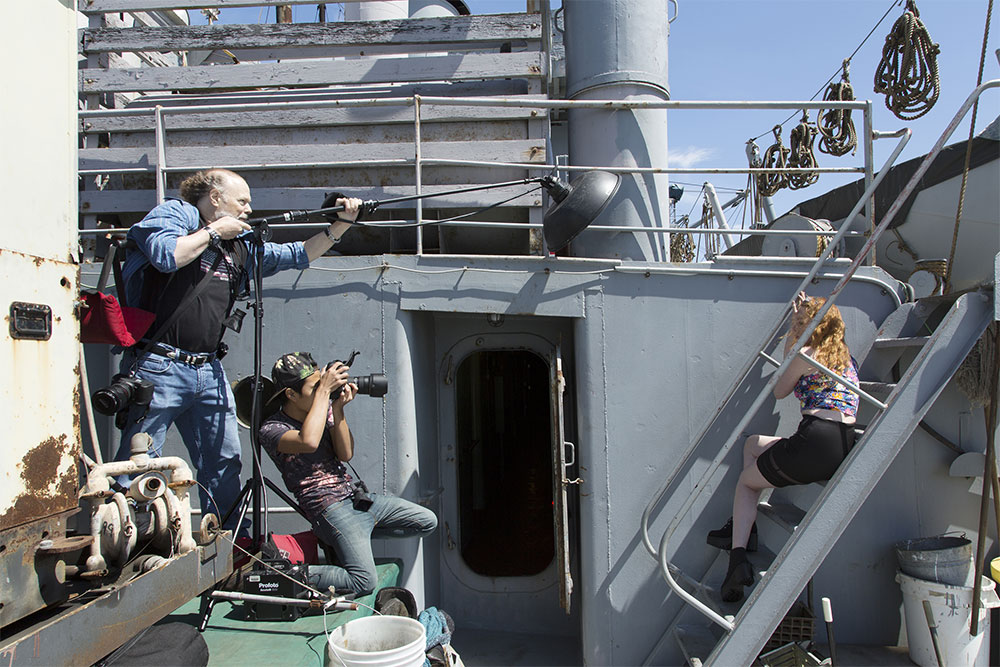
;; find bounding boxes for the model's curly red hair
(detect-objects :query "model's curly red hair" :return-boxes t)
[790,297,850,371]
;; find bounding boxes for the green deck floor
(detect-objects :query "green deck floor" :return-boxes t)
[162,561,401,666]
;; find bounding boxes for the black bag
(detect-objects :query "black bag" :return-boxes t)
[95,622,209,666]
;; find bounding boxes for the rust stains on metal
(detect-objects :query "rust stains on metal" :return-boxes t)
[72,383,82,432]
[0,435,79,531]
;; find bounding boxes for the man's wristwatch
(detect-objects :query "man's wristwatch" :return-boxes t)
[325,225,344,245]
[205,226,222,246]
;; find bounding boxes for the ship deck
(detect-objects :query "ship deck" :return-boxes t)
[162,560,580,666]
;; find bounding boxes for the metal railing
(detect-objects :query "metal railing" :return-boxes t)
[641,79,999,634]
[79,95,877,255]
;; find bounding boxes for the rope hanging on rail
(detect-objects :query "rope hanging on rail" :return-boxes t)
[873,0,941,120]
[669,224,695,263]
[818,60,858,157]
[757,126,790,197]
[786,112,820,190]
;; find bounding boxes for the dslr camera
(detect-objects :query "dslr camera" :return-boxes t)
[326,351,388,400]
[93,374,155,429]
[93,374,154,415]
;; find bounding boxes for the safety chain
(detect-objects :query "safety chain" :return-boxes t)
[818,60,858,157]
[874,0,940,120]
[757,126,790,197]
[786,111,820,190]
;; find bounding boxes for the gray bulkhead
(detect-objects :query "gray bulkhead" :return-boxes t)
[84,253,947,664]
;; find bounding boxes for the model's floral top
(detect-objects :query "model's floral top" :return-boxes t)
[794,357,860,417]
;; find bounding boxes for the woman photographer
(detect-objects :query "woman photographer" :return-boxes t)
[707,293,860,602]
[259,352,437,594]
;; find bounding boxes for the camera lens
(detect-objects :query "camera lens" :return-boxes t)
[355,374,388,397]
[93,380,132,416]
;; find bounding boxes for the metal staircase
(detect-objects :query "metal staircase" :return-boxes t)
[704,291,993,665]
[640,79,1000,666]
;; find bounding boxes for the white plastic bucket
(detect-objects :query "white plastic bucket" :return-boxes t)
[896,570,1000,667]
[326,616,426,667]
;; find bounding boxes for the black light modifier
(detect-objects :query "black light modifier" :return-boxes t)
[539,171,621,252]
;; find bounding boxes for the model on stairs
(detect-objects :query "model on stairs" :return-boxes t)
[708,293,860,602]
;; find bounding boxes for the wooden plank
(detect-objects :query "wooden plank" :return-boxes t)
[80,98,547,133]
[80,185,543,215]
[82,14,541,52]
[81,0,431,12]
[79,52,545,93]
[79,139,546,171]
[186,41,540,63]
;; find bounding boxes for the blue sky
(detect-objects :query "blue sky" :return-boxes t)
[191,1,997,222]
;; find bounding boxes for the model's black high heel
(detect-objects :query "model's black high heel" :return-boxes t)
[720,547,754,603]
[706,518,758,552]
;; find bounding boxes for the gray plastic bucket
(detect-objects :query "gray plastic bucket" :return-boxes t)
[894,535,974,586]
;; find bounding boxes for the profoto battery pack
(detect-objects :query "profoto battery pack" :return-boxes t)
[243,560,311,621]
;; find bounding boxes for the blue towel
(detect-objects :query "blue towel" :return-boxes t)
[419,607,454,667]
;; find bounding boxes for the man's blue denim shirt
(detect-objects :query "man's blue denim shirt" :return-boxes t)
[121,198,309,307]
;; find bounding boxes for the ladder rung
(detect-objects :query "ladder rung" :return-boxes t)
[860,381,896,395]
[757,501,806,533]
[874,336,931,349]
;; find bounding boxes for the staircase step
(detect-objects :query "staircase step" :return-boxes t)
[860,381,896,395]
[675,624,720,667]
[873,336,931,349]
[758,500,806,533]
[701,545,777,616]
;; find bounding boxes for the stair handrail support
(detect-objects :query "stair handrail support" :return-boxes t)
[651,78,1000,632]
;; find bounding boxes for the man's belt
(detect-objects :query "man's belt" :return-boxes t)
[139,341,217,366]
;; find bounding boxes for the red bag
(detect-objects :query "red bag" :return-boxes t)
[232,531,321,570]
[79,290,156,347]
[270,530,320,565]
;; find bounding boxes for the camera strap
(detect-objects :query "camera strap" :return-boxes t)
[128,252,223,372]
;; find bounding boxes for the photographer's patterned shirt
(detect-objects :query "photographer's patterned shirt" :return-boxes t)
[259,410,354,520]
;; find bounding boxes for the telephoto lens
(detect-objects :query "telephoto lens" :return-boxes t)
[331,373,388,400]
[354,373,388,397]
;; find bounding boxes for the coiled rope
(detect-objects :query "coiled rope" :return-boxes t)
[786,112,820,190]
[757,126,790,197]
[873,0,941,120]
[818,60,858,157]
[669,225,695,263]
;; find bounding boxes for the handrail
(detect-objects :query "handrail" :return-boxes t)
[80,94,876,256]
[651,79,999,631]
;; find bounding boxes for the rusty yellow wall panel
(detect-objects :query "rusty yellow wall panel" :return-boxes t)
[0,250,80,530]
[1,0,77,264]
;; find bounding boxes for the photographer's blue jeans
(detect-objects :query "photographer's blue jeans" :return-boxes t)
[116,348,246,535]
[309,493,437,594]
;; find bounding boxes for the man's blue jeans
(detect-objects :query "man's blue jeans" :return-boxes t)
[310,493,437,594]
[116,348,245,533]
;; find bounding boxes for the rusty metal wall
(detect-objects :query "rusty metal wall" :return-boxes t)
[0,0,80,532]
